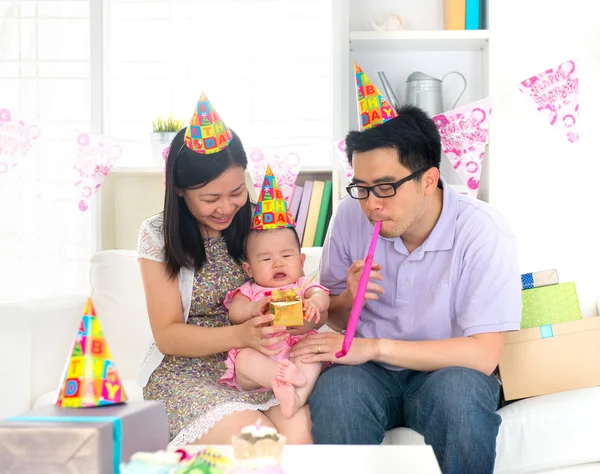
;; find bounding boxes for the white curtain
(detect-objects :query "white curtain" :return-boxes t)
[0,1,92,302]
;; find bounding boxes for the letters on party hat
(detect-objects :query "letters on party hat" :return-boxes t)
[184,91,233,154]
[251,165,295,230]
[354,63,398,130]
[56,298,127,408]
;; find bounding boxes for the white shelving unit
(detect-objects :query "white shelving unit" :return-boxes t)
[349,29,489,52]
[339,0,491,202]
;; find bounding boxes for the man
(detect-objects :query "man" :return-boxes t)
[290,104,522,474]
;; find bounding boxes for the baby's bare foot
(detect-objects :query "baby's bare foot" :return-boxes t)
[272,378,301,419]
[276,359,307,388]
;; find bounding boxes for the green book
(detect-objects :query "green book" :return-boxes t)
[521,282,582,329]
[313,181,332,247]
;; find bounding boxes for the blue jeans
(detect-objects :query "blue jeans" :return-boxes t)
[309,363,502,474]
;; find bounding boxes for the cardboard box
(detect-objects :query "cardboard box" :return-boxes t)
[0,401,169,473]
[499,317,600,401]
[521,281,582,329]
[521,269,559,290]
[270,299,304,327]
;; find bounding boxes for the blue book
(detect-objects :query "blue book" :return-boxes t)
[465,0,480,30]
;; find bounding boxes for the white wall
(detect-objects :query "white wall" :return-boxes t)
[488,0,600,316]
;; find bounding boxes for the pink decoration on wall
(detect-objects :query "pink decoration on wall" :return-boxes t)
[0,108,41,175]
[518,60,579,144]
[335,139,354,181]
[433,97,492,199]
[247,147,301,203]
[73,133,122,211]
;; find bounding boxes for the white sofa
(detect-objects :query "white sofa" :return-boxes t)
[2,249,600,474]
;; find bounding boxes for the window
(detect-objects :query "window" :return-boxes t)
[105,0,335,152]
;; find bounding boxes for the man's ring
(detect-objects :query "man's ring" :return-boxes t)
[316,345,321,354]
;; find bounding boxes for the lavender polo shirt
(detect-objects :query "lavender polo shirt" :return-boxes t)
[320,179,522,370]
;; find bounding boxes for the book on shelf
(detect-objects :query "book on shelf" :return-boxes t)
[302,181,325,248]
[290,185,303,220]
[313,181,332,248]
[443,0,466,30]
[465,0,480,30]
[295,181,313,244]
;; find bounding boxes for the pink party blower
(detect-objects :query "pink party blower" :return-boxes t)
[336,220,381,358]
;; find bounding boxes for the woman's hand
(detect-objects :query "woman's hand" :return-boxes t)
[238,313,288,357]
[251,296,272,318]
[340,260,384,309]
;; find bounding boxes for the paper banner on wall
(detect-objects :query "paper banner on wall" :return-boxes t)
[56,297,127,408]
[0,108,41,176]
[432,97,492,198]
[518,59,579,144]
[335,138,354,182]
[73,132,124,211]
[247,147,301,203]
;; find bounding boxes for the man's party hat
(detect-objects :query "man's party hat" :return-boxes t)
[354,62,398,130]
[56,298,127,408]
[251,165,295,230]
[184,91,233,154]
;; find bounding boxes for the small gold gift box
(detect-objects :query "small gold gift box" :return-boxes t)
[269,288,304,327]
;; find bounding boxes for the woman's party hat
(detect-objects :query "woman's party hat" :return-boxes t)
[354,63,398,130]
[184,92,233,154]
[251,165,295,230]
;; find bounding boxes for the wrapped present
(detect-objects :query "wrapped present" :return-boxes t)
[269,288,303,327]
[499,317,600,400]
[521,281,582,329]
[0,401,169,474]
[521,269,559,290]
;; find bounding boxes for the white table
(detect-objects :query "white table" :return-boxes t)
[177,445,442,473]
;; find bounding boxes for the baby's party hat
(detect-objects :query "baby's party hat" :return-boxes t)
[354,62,398,130]
[184,91,233,154]
[251,165,295,230]
[56,298,127,408]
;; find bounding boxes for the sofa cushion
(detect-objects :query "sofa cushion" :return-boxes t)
[383,387,600,474]
[90,250,152,382]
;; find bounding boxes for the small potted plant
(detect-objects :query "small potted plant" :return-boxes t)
[150,116,185,165]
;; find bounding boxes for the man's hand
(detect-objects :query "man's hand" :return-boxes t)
[289,332,377,365]
[340,260,385,309]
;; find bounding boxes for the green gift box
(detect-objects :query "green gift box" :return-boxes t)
[521,281,582,329]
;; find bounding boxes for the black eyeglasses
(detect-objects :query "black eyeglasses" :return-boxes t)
[346,168,428,200]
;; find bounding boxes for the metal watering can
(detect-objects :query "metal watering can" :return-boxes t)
[404,71,467,117]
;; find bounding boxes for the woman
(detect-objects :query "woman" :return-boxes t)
[137,95,312,445]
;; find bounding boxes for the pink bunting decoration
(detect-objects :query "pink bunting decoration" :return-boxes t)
[247,147,301,203]
[335,139,354,181]
[0,108,41,175]
[73,132,122,211]
[433,97,492,199]
[518,59,579,144]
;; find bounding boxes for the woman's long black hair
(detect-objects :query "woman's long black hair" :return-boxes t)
[162,127,252,279]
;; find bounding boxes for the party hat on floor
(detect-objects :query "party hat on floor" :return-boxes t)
[354,62,398,130]
[56,298,127,408]
[184,91,233,154]
[251,165,295,230]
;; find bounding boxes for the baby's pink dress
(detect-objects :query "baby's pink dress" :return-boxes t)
[218,277,329,391]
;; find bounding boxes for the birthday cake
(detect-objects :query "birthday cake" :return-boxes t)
[230,421,286,472]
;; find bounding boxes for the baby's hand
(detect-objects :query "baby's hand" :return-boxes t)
[302,298,321,323]
[252,296,272,318]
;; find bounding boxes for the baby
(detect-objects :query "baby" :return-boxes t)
[219,226,330,418]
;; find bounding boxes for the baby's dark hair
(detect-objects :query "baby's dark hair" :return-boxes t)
[244,227,302,260]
